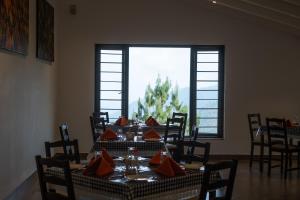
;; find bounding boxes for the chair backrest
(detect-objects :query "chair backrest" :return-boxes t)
[247,113,262,142]
[164,117,184,143]
[35,155,76,200]
[89,116,106,143]
[177,140,210,165]
[266,118,288,149]
[93,112,109,123]
[172,112,188,137]
[59,123,80,163]
[45,140,80,164]
[199,160,238,200]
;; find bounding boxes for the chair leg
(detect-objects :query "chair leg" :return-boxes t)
[280,152,284,174]
[268,149,272,176]
[284,152,289,179]
[260,144,264,172]
[298,151,300,168]
[289,152,293,168]
[249,144,254,169]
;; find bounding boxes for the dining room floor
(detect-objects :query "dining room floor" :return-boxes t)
[8,160,300,200]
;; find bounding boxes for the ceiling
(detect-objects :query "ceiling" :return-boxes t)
[205,0,300,37]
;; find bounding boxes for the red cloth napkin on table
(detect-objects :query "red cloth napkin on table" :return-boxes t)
[155,157,186,177]
[102,148,115,167]
[83,156,114,177]
[145,116,160,126]
[149,151,162,165]
[95,157,114,177]
[115,116,128,126]
[83,156,102,176]
[143,128,161,140]
[100,128,117,141]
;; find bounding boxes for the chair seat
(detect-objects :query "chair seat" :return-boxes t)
[272,144,300,152]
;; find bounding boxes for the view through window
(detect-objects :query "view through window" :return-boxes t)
[128,47,190,132]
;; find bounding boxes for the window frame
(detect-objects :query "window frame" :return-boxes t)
[190,45,225,138]
[95,44,225,138]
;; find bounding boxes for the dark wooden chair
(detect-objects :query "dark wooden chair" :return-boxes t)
[266,118,300,179]
[176,140,210,165]
[93,112,109,124]
[164,117,184,159]
[45,140,80,164]
[89,116,106,143]
[248,113,267,172]
[172,112,188,138]
[163,117,184,143]
[199,160,238,200]
[59,123,81,164]
[35,155,76,200]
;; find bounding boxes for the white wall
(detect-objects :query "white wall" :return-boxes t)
[0,0,58,199]
[56,0,300,154]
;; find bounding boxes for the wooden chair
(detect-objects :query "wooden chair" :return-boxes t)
[45,140,80,164]
[59,123,81,164]
[177,140,210,165]
[35,155,76,200]
[164,117,184,143]
[266,118,300,179]
[199,160,238,200]
[172,112,188,138]
[93,112,109,124]
[89,116,106,143]
[247,113,267,172]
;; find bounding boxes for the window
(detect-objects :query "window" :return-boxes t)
[190,46,224,138]
[95,45,225,138]
[95,45,128,121]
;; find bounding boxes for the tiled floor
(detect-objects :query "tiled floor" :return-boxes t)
[7,160,300,200]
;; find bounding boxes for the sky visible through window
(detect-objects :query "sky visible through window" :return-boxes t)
[128,47,191,120]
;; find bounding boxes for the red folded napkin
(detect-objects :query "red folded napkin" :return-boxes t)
[100,128,117,141]
[145,116,160,126]
[83,156,114,177]
[115,116,128,126]
[143,128,161,140]
[149,151,161,165]
[155,157,186,177]
[83,156,102,176]
[102,148,115,167]
[95,157,114,177]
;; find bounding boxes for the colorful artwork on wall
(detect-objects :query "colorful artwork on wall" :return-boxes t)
[37,0,54,62]
[0,0,29,55]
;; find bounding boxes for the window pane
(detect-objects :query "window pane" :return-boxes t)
[101,50,122,54]
[198,118,218,126]
[197,109,218,118]
[198,127,218,134]
[197,91,218,99]
[197,72,218,81]
[101,73,122,81]
[101,63,122,72]
[100,109,121,119]
[197,82,218,90]
[101,54,122,62]
[100,100,121,109]
[197,54,219,62]
[197,63,218,71]
[197,100,218,108]
[101,91,121,99]
[101,82,122,90]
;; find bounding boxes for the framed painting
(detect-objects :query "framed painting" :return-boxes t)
[36,0,54,62]
[0,0,29,55]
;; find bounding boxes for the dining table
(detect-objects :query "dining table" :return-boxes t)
[46,135,219,200]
